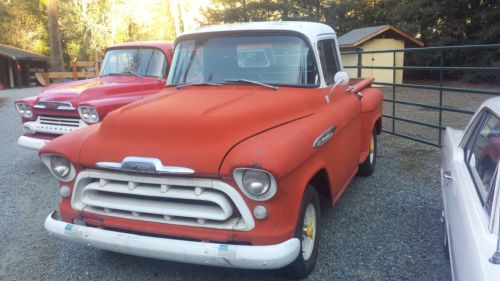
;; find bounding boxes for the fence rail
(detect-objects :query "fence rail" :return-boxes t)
[341,43,500,147]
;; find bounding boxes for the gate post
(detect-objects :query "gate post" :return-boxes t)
[356,46,363,78]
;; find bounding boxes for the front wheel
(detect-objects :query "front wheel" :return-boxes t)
[357,128,377,176]
[279,185,320,279]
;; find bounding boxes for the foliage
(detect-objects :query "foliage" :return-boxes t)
[203,0,500,80]
[0,0,193,65]
[0,0,49,56]
[0,0,498,71]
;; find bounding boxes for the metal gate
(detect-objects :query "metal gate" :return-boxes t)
[341,44,500,147]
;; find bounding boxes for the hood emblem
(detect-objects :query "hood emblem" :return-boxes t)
[96,157,195,175]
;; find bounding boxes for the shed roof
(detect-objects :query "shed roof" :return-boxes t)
[338,25,423,48]
[0,44,49,61]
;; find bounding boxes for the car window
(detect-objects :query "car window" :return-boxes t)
[317,39,340,85]
[100,48,166,77]
[145,50,168,77]
[485,169,497,216]
[464,110,500,211]
[168,35,319,87]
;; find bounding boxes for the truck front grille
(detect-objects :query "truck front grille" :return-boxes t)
[25,115,87,135]
[71,170,255,231]
[40,116,81,127]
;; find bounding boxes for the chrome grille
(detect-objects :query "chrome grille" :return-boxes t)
[72,170,255,231]
[39,116,81,127]
[24,115,87,135]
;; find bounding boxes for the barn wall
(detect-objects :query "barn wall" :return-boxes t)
[361,39,405,85]
[341,52,359,79]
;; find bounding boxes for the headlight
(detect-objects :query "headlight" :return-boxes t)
[15,102,33,118]
[40,154,76,182]
[78,106,99,124]
[233,168,277,201]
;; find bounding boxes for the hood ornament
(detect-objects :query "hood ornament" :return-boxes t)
[96,157,195,175]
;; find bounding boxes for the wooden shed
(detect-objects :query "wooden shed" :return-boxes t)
[338,25,423,84]
[0,44,49,89]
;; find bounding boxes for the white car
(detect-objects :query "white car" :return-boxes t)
[442,97,500,281]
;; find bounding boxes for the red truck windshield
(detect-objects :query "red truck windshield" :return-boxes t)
[100,48,167,77]
[168,35,319,87]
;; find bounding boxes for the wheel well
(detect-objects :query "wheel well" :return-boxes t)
[309,169,332,206]
[375,118,382,135]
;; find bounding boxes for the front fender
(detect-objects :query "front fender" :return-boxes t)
[359,87,383,162]
[219,114,332,240]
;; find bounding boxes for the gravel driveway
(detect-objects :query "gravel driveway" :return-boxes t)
[0,87,451,281]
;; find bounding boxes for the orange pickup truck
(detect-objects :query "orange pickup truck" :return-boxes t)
[39,22,383,279]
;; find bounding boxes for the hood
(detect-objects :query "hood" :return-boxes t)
[36,76,148,105]
[79,86,316,175]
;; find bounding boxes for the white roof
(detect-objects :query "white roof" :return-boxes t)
[178,21,336,43]
[481,96,500,114]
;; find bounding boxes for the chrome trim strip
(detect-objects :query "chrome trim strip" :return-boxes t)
[96,156,195,175]
[34,101,75,111]
[313,126,336,148]
[45,211,296,269]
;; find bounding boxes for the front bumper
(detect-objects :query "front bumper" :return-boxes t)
[18,135,50,150]
[45,211,300,269]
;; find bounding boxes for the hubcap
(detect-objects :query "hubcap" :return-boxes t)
[301,204,316,261]
[369,135,375,163]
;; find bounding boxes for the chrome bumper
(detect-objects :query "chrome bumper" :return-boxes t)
[44,211,300,269]
[17,135,50,150]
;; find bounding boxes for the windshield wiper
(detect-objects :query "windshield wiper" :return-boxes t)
[121,71,143,78]
[101,72,143,78]
[224,79,278,90]
[176,82,222,89]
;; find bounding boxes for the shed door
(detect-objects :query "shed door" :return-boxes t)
[361,39,404,84]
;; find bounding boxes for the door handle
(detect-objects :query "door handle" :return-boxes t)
[443,171,453,180]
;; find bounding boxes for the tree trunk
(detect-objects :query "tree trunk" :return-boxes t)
[47,0,64,71]
[282,0,288,20]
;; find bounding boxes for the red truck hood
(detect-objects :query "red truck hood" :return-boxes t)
[79,86,315,175]
[36,76,149,105]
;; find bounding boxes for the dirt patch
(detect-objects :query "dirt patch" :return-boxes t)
[0,97,6,108]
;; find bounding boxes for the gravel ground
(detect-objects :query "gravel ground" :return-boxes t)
[0,87,451,281]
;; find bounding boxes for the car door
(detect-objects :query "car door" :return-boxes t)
[316,37,361,196]
[442,109,500,281]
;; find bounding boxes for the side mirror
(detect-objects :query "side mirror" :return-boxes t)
[325,71,350,104]
[334,71,349,85]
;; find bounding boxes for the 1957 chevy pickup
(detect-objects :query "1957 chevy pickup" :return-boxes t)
[39,22,383,278]
[15,41,173,150]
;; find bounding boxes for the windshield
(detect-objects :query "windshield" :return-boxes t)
[168,35,319,87]
[100,48,167,77]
